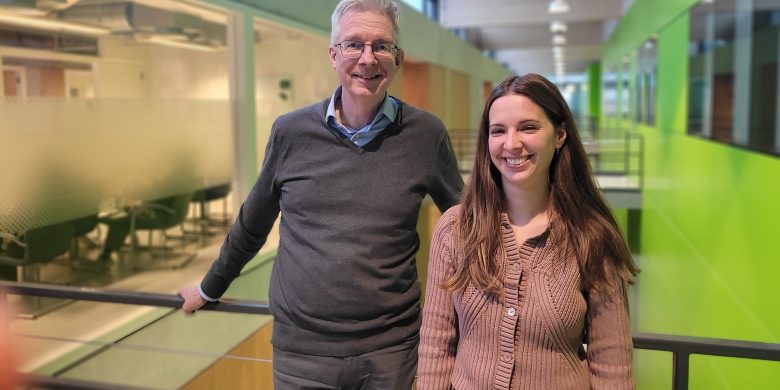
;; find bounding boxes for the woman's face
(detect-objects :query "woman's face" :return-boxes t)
[487,94,566,193]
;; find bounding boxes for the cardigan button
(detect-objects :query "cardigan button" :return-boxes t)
[512,263,520,272]
[507,307,516,317]
[501,352,512,362]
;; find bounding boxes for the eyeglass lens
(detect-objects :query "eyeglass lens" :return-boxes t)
[339,41,396,60]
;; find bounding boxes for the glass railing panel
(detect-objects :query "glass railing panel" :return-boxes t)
[5,282,273,390]
[634,349,673,390]
[11,315,273,389]
[54,311,272,389]
[689,354,780,389]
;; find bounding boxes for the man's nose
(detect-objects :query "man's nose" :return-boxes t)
[358,44,379,65]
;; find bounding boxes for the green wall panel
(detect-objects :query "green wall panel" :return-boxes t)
[604,0,699,64]
[634,350,672,390]
[656,15,688,133]
[638,132,780,388]
[588,62,602,128]
[606,0,780,388]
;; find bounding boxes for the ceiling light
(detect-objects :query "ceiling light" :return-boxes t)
[548,0,570,14]
[552,34,567,45]
[550,20,567,34]
[132,0,227,24]
[134,34,221,52]
[0,13,110,36]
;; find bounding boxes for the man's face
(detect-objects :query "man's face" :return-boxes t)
[329,11,403,106]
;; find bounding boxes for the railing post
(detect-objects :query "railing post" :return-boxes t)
[638,134,644,189]
[672,351,690,390]
[624,131,631,175]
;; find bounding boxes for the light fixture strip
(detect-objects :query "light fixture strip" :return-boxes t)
[136,35,219,52]
[0,14,110,36]
[548,0,571,15]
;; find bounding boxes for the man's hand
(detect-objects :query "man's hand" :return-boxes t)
[178,285,207,314]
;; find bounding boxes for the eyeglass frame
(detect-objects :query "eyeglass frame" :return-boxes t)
[333,40,401,60]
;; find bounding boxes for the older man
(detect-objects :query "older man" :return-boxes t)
[179,0,463,388]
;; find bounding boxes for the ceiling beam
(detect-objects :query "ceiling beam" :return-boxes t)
[439,0,624,28]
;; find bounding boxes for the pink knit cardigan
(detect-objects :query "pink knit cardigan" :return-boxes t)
[418,206,634,389]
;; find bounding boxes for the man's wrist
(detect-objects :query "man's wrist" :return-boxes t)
[198,286,218,302]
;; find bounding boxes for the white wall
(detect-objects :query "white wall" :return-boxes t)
[253,29,338,164]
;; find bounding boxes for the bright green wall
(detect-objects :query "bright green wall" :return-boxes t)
[588,62,601,128]
[607,1,780,389]
[604,0,699,64]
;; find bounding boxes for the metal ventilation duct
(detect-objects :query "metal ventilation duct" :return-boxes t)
[58,2,132,32]
[59,1,226,44]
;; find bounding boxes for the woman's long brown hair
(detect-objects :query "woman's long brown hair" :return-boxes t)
[444,74,639,294]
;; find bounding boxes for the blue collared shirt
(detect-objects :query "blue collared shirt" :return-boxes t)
[326,87,398,147]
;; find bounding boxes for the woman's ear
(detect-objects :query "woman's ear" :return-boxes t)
[557,123,567,149]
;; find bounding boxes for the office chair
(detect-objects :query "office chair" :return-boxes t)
[100,192,196,270]
[0,220,75,318]
[0,220,73,282]
[192,183,232,227]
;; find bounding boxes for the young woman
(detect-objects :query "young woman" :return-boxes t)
[418,74,638,389]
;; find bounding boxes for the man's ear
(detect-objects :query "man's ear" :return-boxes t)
[328,46,337,69]
[395,49,404,66]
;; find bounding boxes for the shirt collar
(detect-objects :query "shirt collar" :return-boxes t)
[326,87,397,130]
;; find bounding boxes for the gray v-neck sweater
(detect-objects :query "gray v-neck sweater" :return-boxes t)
[201,98,464,356]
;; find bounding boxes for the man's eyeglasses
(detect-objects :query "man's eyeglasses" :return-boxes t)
[334,40,399,61]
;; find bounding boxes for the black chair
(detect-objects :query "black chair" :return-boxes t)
[64,214,108,273]
[100,192,196,269]
[0,220,75,318]
[0,220,73,282]
[70,214,99,258]
[192,183,231,226]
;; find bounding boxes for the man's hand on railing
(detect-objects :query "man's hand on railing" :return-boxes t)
[178,285,206,314]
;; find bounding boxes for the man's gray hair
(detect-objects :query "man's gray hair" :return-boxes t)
[330,0,401,44]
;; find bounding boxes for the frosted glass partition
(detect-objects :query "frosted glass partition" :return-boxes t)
[0,96,232,233]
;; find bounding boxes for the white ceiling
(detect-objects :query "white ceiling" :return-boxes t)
[438,0,629,76]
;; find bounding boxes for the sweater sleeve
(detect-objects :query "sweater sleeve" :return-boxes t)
[430,127,464,213]
[418,209,459,389]
[586,278,635,389]
[200,121,283,299]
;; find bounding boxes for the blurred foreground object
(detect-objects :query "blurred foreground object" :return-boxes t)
[0,289,20,390]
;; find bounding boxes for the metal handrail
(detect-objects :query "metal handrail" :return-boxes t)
[0,281,270,315]
[633,332,780,390]
[2,281,779,389]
